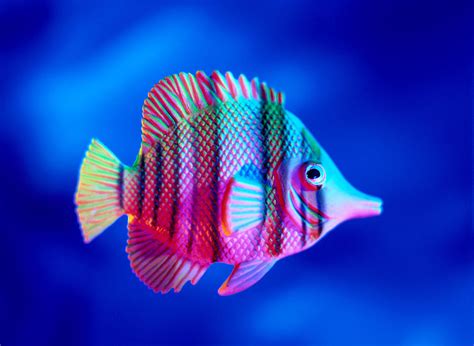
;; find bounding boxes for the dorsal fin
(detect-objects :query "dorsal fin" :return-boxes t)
[141,71,285,154]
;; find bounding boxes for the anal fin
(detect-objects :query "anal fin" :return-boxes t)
[127,223,209,293]
[218,259,276,296]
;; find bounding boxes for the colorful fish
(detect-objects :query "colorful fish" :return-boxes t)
[75,71,382,295]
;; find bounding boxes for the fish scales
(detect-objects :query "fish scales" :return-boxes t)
[75,70,382,295]
[122,99,311,264]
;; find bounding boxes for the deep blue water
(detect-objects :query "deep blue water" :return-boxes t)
[1,0,472,345]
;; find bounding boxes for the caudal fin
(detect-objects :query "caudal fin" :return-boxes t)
[75,139,125,243]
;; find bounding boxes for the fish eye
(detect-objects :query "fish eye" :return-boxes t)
[305,163,326,186]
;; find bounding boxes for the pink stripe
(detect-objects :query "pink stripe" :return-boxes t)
[251,79,259,99]
[145,114,167,133]
[211,71,228,102]
[158,81,174,95]
[211,71,226,88]
[168,76,180,95]
[152,97,175,128]
[226,72,238,98]
[147,90,174,127]
[214,82,227,102]
[174,263,192,291]
[163,258,186,291]
[270,88,276,102]
[189,74,204,109]
[197,79,214,105]
[179,73,192,101]
[278,92,283,104]
[171,74,183,96]
[196,72,214,105]
[144,98,158,116]
[148,89,161,111]
[172,74,183,92]
[239,75,249,98]
[162,78,177,95]
[159,86,185,119]
[196,71,211,88]
[260,83,268,101]
[174,74,192,114]
[182,74,196,113]
[171,75,186,112]
[155,88,180,124]
[143,133,154,146]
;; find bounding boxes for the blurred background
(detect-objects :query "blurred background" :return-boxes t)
[0,0,471,345]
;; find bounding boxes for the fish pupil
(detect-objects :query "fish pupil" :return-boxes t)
[307,168,321,180]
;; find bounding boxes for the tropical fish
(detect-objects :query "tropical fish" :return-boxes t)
[75,71,382,296]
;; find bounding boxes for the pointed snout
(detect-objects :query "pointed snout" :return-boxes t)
[346,190,383,219]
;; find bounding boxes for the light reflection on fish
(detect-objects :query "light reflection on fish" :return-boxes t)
[75,71,382,295]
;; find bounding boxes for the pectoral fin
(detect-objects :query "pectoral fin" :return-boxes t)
[222,173,267,236]
[218,260,276,296]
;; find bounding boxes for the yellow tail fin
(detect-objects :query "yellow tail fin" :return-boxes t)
[75,139,125,243]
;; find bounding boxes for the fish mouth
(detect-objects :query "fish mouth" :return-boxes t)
[362,199,383,216]
[288,186,329,227]
[348,193,383,218]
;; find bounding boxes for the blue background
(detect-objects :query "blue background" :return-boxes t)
[1,0,472,345]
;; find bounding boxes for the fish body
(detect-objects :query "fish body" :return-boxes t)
[75,71,382,295]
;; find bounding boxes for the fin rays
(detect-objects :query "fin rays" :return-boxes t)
[222,175,266,235]
[127,223,210,293]
[141,71,285,154]
[218,260,276,296]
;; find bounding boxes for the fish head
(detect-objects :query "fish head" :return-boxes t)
[276,114,383,245]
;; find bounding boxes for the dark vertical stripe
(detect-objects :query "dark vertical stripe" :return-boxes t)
[299,135,307,248]
[210,106,221,262]
[168,126,180,240]
[137,154,146,218]
[300,189,308,248]
[316,190,325,236]
[186,124,198,255]
[259,102,270,252]
[151,142,163,228]
[273,107,287,254]
[118,164,124,209]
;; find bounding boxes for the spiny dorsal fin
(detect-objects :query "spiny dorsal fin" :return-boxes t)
[141,71,285,154]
